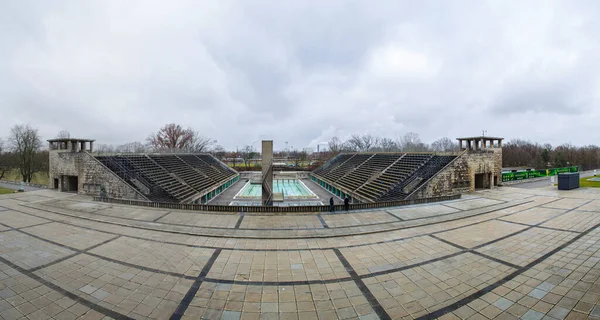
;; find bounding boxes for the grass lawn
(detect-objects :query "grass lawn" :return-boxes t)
[0,187,14,195]
[2,170,49,185]
[555,176,600,188]
[580,176,600,188]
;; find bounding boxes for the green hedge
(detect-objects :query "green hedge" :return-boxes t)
[502,166,578,182]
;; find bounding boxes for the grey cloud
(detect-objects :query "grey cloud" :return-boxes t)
[2,0,600,149]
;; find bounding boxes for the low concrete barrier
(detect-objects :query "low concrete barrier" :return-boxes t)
[93,194,461,213]
[0,180,48,189]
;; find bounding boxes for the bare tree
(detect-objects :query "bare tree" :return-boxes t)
[57,130,70,139]
[0,153,15,181]
[328,137,343,153]
[9,124,42,182]
[116,142,147,153]
[361,134,378,151]
[94,144,115,153]
[0,138,15,180]
[211,145,227,160]
[184,133,215,153]
[147,123,214,152]
[378,138,399,152]
[347,135,365,152]
[431,137,458,152]
[398,132,429,152]
[240,145,256,168]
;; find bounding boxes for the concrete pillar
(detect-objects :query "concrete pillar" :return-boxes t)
[262,140,273,206]
[90,141,94,152]
[498,140,502,148]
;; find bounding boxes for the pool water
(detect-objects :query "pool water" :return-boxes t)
[235,180,317,199]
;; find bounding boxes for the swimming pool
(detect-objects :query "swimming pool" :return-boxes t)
[234,179,317,199]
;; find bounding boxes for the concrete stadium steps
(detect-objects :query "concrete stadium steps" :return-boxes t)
[149,155,214,193]
[96,156,177,203]
[95,154,237,203]
[321,154,372,182]
[116,155,197,201]
[379,155,457,202]
[178,155,232,183]
[313,153,458,203]
[313,154,354,175]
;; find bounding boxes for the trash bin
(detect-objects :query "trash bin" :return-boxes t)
[557,173,579,190]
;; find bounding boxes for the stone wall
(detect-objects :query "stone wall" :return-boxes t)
[410,148,502,199]
[80,153,147,200]
[49,150,147,200]
[48,150,82,190]
[410,155,470,199]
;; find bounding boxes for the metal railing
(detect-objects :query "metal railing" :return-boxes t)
[93,194,461,213]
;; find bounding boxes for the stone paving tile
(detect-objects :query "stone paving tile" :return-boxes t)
[0,231,76,269]
[542,198,591,210]
[0,210,50,229]
[89,237,214,276]
[0,188,598,320]
[35,253,188,318]
[476,191,537,201]
[443,198,503,210]
[241,215,323,229]
[476,228,578,267]
[365,252,516,318]
[0,260,107,320]
[340,236,461,275]
[540,210,600,232]
[6,195,53,203]
[23,222,117,250]
[435,220,527,248]
[155,211,240,228]
[501,206,567,225]
[44,199,112,214]
[90,207,170,222]
[387,204,460,220]
[575,199,600,212]
[183,281,376,319]
[320,211,398,228]
[206,249,350,282]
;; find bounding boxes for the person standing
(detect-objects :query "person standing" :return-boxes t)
[329,197,335,212]
[344,196,350,212]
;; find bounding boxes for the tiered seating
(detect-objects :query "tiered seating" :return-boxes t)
[320,154,372,182]
[198,155,237,178]
[312,153,457,202]
[94,154,238,203]
[178,155,230,183]
[355,154,432,201]
[118,155,198,201]
[96,156,177,202]
[337,154,398,193]
[149,155,214,192]
[379,155,456,202]
[313,154,354,174]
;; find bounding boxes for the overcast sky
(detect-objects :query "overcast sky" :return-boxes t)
[1,0,599,151]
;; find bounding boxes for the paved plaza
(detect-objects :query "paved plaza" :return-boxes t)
[0,187,599,320]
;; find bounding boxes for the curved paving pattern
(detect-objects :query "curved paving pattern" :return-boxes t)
[0,188,599,320]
